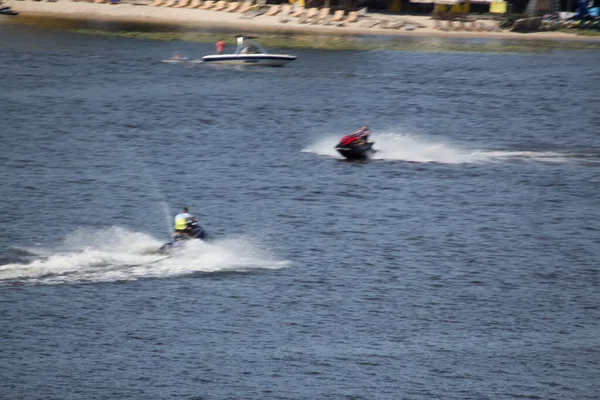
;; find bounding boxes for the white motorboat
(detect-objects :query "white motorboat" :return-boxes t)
[202,36,296,67]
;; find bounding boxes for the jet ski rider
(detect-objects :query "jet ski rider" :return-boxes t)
[174,207,197,237]
[352,125,370,143]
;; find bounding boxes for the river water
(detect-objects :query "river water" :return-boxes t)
[1,21,599,399]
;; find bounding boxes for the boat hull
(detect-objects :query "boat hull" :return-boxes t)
[336,142,375,160]
[158,225,207,254]
[202,54,296,67]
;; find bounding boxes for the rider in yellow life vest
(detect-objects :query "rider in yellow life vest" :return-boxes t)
[174,207,195,236]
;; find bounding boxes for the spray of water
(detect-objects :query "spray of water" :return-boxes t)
[138,161,174,236]
[0,227,289,285]
[160,200,173,236]
[303,130,587,165]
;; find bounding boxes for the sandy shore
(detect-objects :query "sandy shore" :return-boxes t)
[4,0,600,42]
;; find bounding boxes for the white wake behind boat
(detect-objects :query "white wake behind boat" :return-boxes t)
[160,52,190,64]
[160,57,190,64]
[202,36,297,67]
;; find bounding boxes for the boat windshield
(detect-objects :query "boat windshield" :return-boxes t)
[234,37,268,55]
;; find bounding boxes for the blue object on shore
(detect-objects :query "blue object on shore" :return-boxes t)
[0,6,18,15]
[576,0,587,17]
[589,7,599,17]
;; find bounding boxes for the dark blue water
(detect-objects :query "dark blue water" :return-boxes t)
[1,22,600,399]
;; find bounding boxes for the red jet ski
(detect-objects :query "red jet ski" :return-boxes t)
[335,134,375,160]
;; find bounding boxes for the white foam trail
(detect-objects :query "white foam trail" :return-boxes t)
[303,131,588,165]
[371,132,489,164]
[478,150,574,164]
[62,226,163,255]
[0,228,289,285]
[0,251,164,281]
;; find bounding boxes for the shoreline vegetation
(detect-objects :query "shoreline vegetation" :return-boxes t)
[4,1,600,53]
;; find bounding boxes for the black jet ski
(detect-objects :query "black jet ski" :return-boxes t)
[335,134,375,160]
[158,220,207,254]
[0,7,18,16]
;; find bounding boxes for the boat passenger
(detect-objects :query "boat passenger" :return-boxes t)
[352,125,370,143]
[174,207,197,237]
[241,44,257,54]
[216,39,226,55]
